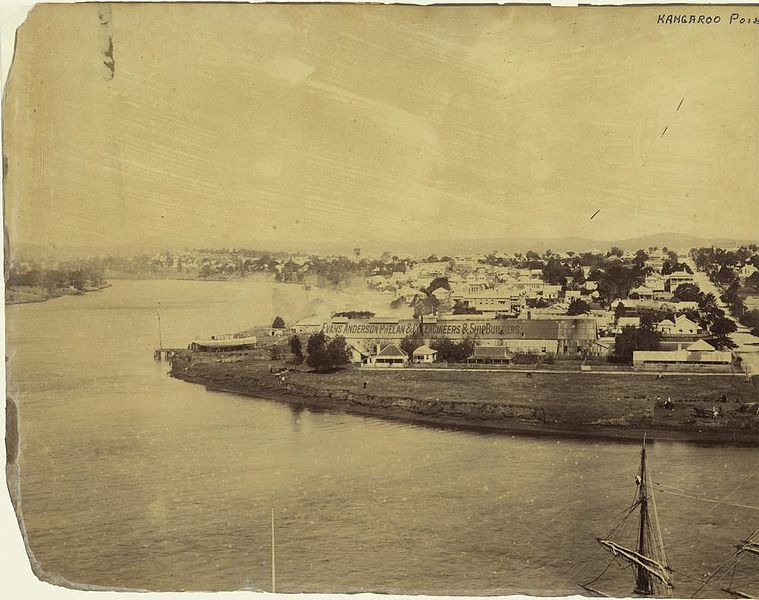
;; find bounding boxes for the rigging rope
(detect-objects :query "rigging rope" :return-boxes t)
[654,488,759,512]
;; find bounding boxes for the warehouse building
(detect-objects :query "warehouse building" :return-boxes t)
[316,314,599,359]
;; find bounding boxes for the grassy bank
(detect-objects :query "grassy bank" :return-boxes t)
[5,282,112,305]
[170,353,759,445]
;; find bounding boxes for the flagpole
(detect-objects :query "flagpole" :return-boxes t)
[271,507,276,593]
[157,301,163,349]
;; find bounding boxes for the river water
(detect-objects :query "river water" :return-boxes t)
[5,280,758,595]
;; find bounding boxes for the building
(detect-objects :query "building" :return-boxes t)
[633,340,732,370]
[739,263,758,283]
[291,317,324,336]
[542,284,562,300]
[655,314,699,335]
[617,315,641,329]
[462,287,520,314]
[644,274,666,293]
[467,346,515,364]
[629,286,654,300]
[368,344,409,367]
[348,345,370,365]
[412,345,438,364]
[666,271,695,291]
[318,315,600,358]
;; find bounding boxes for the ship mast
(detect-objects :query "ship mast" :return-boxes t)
[634,444,653,596]
[583,439,673,598]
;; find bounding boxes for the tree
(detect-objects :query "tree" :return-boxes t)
[614,302,627,321]
[716,265,739,286]
[706,317,737,350]
[306,332,331,371]
[739,309,759,336]
[611,326,662,364]
[272,315,286,329]
[633,249,649,266]
[567,299,591,315]
[289,335,304,364]
[400,332,424,356]
[425,276,451,295]
[333,310,375,319]
[413,295,439,317]
[597,264,641,308]
[608,246,624,258]
[306,333,349,372]
[326,336,350,369]
[672,283,701,302]
[542,258,571,286]
[430,338,474,363]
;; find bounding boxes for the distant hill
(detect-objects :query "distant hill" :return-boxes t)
[7,232,756,261]
[392,233,756,257]
[279,232,756,257]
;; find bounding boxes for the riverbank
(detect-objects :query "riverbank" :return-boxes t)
[5,282,112,305]
[170,354,759,445]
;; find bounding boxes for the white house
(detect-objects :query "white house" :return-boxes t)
[541,284,562,300]
[739,263,758,282]
[666,271,695,291]
[629,286,654,300]
[617,315,641,329]
[412,345,438,364]
[367,344,408,367]
[673,314,699,334]
[654,314,699,335]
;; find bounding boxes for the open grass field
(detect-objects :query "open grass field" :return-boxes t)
[174,354,759,441]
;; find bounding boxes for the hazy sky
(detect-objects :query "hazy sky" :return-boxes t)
[4,4,758,253]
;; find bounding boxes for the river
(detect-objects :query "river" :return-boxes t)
[4,280,758,595]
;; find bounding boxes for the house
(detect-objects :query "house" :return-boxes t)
[412,345,438,364]
[633,339,732,370]
[739,263,758,282]
[655,314,699,335]
[673,314,699,335]
[291,317,324,336]
[617,315,641,329]
[467,346,515,364]
[368,344,408,367]
[348,345,370,365]
[541,284,562,300]
[666,271,694,291]
[462,287,520,313]
[565,290,582,302]
[629,286,654,300]
[655,318,676,334]
[644,275,666,293]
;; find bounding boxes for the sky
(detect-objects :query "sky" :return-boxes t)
[3,3,758,254]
